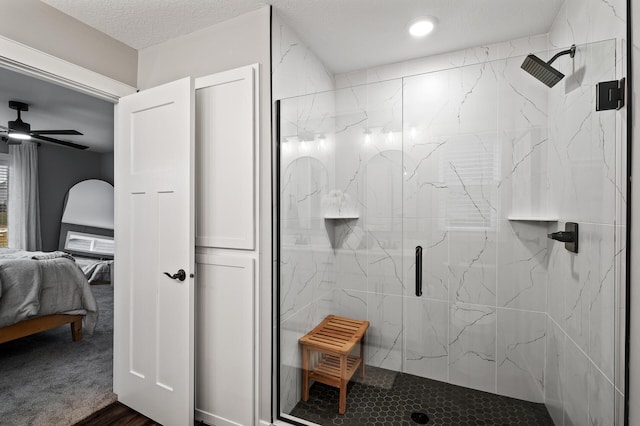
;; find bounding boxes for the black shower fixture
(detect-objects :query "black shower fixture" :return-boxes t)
[548,222,578,253]
[521,44,576,88]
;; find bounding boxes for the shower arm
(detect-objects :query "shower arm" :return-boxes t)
[547,44,576,65]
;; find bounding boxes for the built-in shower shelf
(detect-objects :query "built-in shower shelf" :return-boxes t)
[324,214,359,220]
[507,216,558,222]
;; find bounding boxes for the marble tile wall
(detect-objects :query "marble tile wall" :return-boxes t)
[544,0,626,422]
[272,10,335,101]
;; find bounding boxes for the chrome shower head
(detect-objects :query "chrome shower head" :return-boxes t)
[521,44,576,88]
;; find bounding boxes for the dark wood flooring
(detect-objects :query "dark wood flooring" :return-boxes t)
[73,403,210,426]
[74,402,157,426]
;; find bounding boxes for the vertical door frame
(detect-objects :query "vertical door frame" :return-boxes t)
[0,27,137,409]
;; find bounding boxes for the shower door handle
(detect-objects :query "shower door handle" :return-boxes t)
[415,246,423,297]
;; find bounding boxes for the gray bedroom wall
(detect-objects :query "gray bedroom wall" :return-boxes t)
[38,144,108,251]
[0,0,137,87]
[100,152,114,184]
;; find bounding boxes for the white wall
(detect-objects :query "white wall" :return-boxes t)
[138,8,268,91]
[137,7,273,422]
[0,0,137,87]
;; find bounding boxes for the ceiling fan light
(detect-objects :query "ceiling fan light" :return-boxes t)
[8,132,31,140]
[4,101,87,150]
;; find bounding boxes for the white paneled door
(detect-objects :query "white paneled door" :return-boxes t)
[114,77,195,426]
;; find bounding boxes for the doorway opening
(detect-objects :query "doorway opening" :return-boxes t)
[0,65,117,425]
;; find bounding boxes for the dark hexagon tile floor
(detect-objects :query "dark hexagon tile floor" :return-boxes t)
[289,366,554,425]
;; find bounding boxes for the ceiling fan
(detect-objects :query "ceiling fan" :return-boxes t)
[0,101,88,150]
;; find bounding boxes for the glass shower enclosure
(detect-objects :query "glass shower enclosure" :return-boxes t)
[276,40,621,425]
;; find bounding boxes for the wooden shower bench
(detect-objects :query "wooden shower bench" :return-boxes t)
[299,315,369,414]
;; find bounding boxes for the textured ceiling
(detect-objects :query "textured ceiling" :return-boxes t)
[41,0,564,74]
[41,0,271,50]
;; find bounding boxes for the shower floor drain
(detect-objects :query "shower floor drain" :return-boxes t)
[411,412,429,424]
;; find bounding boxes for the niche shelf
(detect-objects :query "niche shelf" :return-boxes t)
[324,214,359,220]
[507,216,558,222]
[324,214,360,249]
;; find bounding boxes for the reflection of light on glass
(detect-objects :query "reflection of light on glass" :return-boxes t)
[281,138,290,153]
[300,140,309,152]
[318,135,326,151]
[364,130,371,144]
[387,131,394,143]
[410,127,417,139]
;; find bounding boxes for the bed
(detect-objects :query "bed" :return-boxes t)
[0,179,113,344]
[0,249,97,344]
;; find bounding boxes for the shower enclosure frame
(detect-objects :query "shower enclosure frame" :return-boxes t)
[623,0,633,424]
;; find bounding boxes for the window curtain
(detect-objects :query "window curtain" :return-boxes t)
[8,142,41,251]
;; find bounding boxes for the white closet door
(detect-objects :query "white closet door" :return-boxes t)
[195,66,256,249]
[114,77,195,426]
[195,254,255,426]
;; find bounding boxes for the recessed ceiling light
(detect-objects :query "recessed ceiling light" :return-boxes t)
[408,17,437,38]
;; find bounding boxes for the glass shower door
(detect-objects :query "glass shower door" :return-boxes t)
[402,61,501,393]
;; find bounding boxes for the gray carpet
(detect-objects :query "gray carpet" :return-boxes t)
[0,284,116,426]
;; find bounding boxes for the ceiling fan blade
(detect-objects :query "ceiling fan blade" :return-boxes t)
[31,134,88,150]
[0,125,8,132]
[31,129,83,135]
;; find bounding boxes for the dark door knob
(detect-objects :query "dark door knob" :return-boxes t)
[163,269,186,281]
